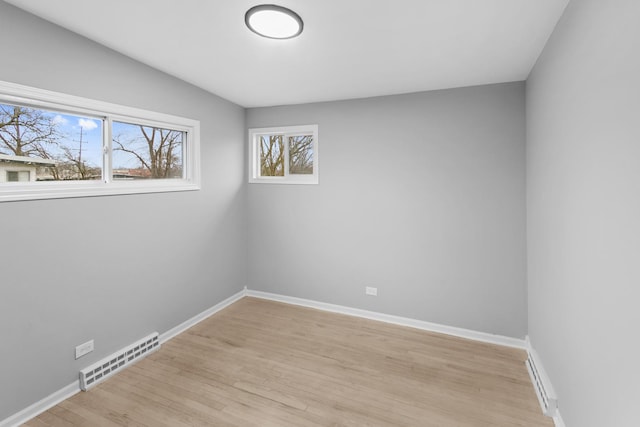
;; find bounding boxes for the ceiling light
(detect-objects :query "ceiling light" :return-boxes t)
[245,5,303,40]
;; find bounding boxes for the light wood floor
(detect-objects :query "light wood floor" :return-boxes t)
[24,297,553,426]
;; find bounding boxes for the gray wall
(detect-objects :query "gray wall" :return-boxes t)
[527,1,640,426]
[247,82,527,338]
[0,2,246,420]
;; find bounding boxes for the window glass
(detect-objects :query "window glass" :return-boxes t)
[259,134,284,177]
[112,121,184,180]
[289,135,313,175]
[6,171,25,182]
[0,103,102,182]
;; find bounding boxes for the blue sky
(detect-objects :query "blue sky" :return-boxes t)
[49,110,103,167]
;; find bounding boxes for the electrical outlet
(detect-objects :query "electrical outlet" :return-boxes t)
[365,286,378,296]
[75,340,94,359]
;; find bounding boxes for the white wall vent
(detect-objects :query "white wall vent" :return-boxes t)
[79,332,160,391]
[526,346,558,417]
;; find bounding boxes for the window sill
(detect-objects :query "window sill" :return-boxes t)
[248,177,318,185]
[0,180,200,203]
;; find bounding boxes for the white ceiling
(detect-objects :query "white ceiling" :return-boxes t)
[5,0,569,108]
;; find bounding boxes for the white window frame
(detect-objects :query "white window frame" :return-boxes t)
[248,124,319,184]
[0,80,200,202]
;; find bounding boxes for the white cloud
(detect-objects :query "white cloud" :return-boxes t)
[78,118,98,131]
[53,115,69,126]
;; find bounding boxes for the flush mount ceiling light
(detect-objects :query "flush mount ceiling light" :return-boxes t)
[245,4,303,40]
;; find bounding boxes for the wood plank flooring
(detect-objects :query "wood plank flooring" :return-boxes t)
[24,297,553,426]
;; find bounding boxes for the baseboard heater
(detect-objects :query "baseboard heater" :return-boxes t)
[79,332,160,391]
[526,349,558,417]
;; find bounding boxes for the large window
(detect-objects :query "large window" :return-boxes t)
[248,125,318,184]
[0,80,200,202]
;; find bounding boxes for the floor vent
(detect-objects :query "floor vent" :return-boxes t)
[79,332,160,391]
[526,350,558,417]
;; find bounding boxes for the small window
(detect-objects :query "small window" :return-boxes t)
[249,125,318,184]
[6,171,29,182]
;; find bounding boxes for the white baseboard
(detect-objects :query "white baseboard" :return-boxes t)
[245,289,526,349]
[159,289,246,343]
[554,410,567,427]
[0,381,80,427]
